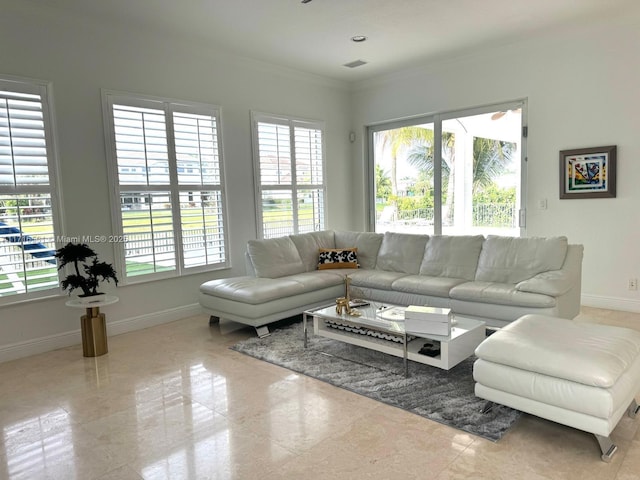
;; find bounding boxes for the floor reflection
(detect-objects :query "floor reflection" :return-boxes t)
[0,310,638,479]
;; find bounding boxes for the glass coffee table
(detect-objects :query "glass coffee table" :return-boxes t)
[303,302,486,376]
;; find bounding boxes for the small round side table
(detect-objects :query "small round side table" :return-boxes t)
[66,295,119,357]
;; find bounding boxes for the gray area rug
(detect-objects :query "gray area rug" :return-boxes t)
[231,320,521,441]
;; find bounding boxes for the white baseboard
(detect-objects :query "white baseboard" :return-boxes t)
[0,330,82,364]
[106,303,203,336]
[3,296,636,364]
[0,303,203,363]
[581,294,640,313]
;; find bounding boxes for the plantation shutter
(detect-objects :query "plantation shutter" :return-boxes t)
[0,80,60,301]
[172,110,226,268]
[252,113,326,239]
[105,93,228,282]
[112,102,175,277]
[257,121,294,237]
[294,125,324,233]
[0,90,50,186]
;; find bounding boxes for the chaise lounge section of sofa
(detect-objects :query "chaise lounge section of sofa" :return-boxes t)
[199,230,583,336]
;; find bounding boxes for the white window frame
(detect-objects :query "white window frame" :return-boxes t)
[251,111,327,239]
[0,75,63,305]
[102,90,229,284]
[366,100,527,236]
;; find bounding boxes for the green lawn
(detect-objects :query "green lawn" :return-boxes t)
[262,204,318,222]
[0,266,58,295]
[2,208,220,236]
[126,261,174,276]
[0,261,169,296]
[0,273,11,292]
[122,209,221,234]
[26,266,58,285]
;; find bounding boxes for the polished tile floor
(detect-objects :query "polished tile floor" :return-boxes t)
[0,307,639,480]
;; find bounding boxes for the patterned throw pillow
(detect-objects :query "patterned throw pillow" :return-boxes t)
[318,248,359,270]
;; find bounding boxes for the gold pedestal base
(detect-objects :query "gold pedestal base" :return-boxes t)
[81,308,108,357]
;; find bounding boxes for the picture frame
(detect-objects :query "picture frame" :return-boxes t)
[559,145,616,199]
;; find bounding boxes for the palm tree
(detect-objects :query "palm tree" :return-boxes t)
[407,135,513,207]
[472,138,515,193]
[407,136,513,192]
[406,132,456,223]
[375,164,392,201]
[377,126,434,197]
[377,121,515,229]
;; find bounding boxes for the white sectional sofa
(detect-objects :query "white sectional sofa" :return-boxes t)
[199,230,583,336]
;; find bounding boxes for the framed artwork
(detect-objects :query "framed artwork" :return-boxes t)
[559,145,616,199]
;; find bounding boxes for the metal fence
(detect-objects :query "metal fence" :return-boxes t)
[397,207,435,222]
[472,203,517,228]
[125,227,223,257]
[377,203,516,228]
[125,231,175,257]
[262,221,323,239]
[262,203,516,237]
[1,228,223,269]
[0,243,56,271]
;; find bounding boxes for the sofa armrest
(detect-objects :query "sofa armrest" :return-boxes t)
[245,251,256,276]
[515,270,573,296]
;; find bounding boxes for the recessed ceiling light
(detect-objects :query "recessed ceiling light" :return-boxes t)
[343,60,368,69]
[351,35,368,43]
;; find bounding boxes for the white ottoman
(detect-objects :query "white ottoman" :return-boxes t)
[474,314,640,462]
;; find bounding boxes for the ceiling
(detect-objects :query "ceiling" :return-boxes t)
[24,0,635,82]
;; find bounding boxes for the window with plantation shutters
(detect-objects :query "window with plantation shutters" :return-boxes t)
[0,77,61,303]
[252,112,326,239]
[103,92,228,282]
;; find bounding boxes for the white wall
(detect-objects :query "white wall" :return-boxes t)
[0,2,353,360]
[2,2,639,361]
[350,7,640,313]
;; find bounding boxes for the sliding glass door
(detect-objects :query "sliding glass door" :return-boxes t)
[372,121,436,234]
[369,101,525,236]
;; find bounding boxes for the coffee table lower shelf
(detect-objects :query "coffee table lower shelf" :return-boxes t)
[311,314,486,371]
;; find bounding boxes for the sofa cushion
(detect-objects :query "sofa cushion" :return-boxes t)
[289,231,336,272]
[287,271,346,290]
[335,231,383,270]
[392,275,467,297]
[475,236,568,284]
[475,314,640,388]
[450,281,556,307]
[200,276,306,304]
[419,235,484,281]
[375,232,429,274]
[515,270,574,296]
[348,269,410,290]
[200,272,343,304]
[247,236,306,278]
